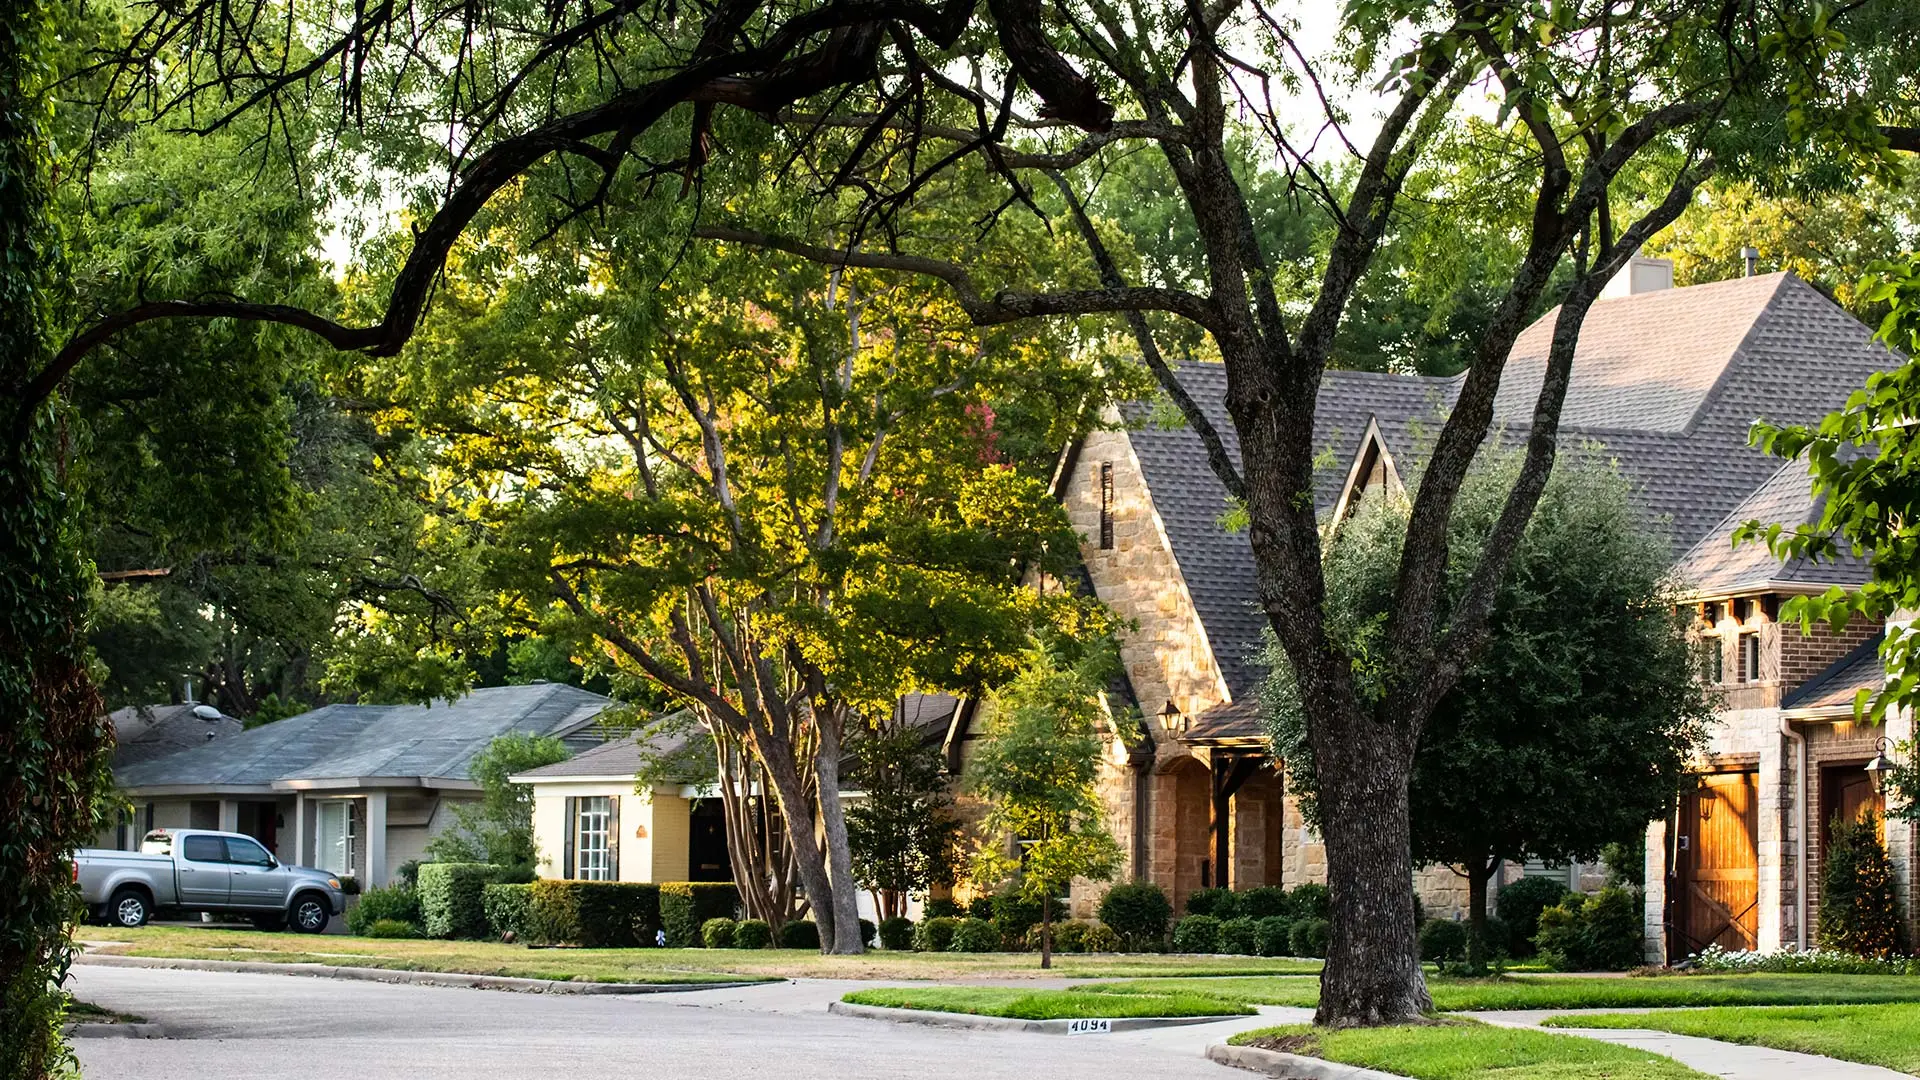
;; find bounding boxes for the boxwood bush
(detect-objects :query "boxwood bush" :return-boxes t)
[366,918,422,939]
[660,882,740,947]
[1496,876,1570,959]
[1239,886,1289,919]
[913,916,959,952]
[527,880,660,947]
[733,918,772,949]
[1536,886,1643,971]
[949,917,999,952]
[481,882,532,940]
[1183,887,1238,919]
[348,884,420,936]
[877,916,913,950]
[1289,916,1331,958]
[1172,914,1222,953]
[923,898,961,918]
[777,918,820,950]
[1082,922,1120,953]
[417,863,506,939]
[1419,918,1469,963]
[1286,883,1332,922]
[701,917,737,948]
[859,918,876,948]
[1253,915,1293,957]
[1218,916,1258,955]
[1038,919,1089,953]
[1098,883,1172,950]
[990,890,1042,949]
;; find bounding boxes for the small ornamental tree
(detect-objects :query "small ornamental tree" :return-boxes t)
[1818,809,1908,958]
[966,644,1122,968]
[424,733,571,877]
[1266,451,1713,972]
[846,721,963,921]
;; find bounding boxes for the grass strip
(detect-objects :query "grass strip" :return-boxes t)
[1229,1020,1710,1080]
[1548,1002,1920,1074]
[1090,972,1920,1011]
[841,986,1251,1020]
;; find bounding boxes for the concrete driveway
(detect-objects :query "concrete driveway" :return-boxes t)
[69,966,1258,1080]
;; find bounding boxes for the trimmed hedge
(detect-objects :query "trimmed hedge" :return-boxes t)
[1172,914,1222,953]
[1219,916,1257,955]
[348,884,420,936]
[859,918,876,949]
[734,918,772,949]
[528,880,660,947]
[990,891,1043,948]
[702,917,737,948]
[1496,876,1570,959]
[1239,886,1289,919]
[660,882,740,947]
[877,916,913,950]
[482,883,532,940]
[1082,922,1120,952]
[1286,883,1332,922]
[1098,883,1172,949]
[950,917,998,952]
[418,863,506,939]
[777,918,820,950]
[1253,915,1293,957]
[366,918,421,939]
[913,916,959,952]
[924,898,961,918]
[1183,887,1237,919]
[1420,918,1469,963]
[1537,886,1643,971]
[1290,916,1331,958]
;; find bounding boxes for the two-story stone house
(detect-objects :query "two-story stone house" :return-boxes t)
[948,261,1914,955]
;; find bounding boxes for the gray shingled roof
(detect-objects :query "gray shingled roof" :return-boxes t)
[1119,272,1898,740]
[108,704,244,768]
[114,683,613,790]
[1782,631,1884,712]
[1679,460,1872,597]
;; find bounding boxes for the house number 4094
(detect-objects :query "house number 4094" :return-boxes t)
[1066,1019,1112,1035]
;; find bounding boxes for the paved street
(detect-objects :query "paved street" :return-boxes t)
[70,966,1258,1080]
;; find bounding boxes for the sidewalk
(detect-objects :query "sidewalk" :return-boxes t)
[1467,1010,1912,1080]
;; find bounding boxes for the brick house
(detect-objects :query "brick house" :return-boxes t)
[948,261,1914,951]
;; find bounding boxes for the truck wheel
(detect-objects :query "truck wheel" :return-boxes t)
[109,888,151,928]
[289,893,331,934]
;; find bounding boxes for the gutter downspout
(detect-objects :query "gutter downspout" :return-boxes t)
[1780,718,1808,951]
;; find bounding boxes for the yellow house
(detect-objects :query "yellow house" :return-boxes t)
[512,733,731,884]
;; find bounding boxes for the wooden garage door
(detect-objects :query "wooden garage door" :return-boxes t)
[1673,771,1759,959]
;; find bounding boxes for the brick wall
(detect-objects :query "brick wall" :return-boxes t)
[1802,722,1894,940]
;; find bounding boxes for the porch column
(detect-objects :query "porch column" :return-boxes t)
[292,793,307,866]
[365,790,389,886]
[1889,708,1916,947]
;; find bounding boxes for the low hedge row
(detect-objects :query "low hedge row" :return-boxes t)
[482,883,533,940]
[660,882,740,947]
[528,880,660,947]
[1169,913,1330,956]
[418,863,507,939]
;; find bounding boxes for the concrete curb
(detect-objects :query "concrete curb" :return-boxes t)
[65,1022,168,1039]
[827,1000,1247,1034]
[1206,1042,1412,1080]
[73,953,770,995]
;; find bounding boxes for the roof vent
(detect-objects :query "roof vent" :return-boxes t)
[192,704,223,721]
[1741,246,1760,277]
[1600,254,1675,298]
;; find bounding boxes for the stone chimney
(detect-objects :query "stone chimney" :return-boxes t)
[1600,254,1675,299]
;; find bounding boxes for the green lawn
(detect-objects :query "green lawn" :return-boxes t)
[842,986,1251,1020]
[80,925,1322,982]
[1228,1021,1710,1080]
[1088,973,1920,1011]
[1549,1003,1920,1075]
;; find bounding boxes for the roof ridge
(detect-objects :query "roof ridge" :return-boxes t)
[1678,272,1794,438]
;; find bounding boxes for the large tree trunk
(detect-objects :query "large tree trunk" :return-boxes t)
[752,730,841,952]
[812,704,864,954]
[1311,740,1431,1026]
[1466,860,1494,975]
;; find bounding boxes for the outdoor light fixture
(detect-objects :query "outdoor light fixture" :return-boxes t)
[1160,699,1188,736]
[1865,736,1898,796]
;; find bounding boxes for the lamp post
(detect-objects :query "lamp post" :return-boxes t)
[1865,736,1897,798]
[1160,699,1187,737]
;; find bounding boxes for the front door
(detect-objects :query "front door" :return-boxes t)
[1670,771,1759,961]
[688,799,730,882]
[177,833,232,906]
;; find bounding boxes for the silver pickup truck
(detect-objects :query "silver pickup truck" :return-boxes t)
[76,829,346,933]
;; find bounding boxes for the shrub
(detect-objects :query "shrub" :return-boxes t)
[1819,810,1908,958]
[660,882,740,947]
[924,898,961,919]
[417,863,506,939]
[777,919,821,950]
[1419,918,1470,963]
[1218,916,1257,955]
[481,883,532,940]
[365,918,421,939]
[1481,915,1512,961]
[966,896,995,920]
[1098,883,1173,949]
[877,916,913,950]
[347,884,420,936]
[1286,883,1332,922]
[1184,887,1238,919]
[702,917,738,949]
[733,919,773,949]
[1536,886,1644,971]
[1289,917,1330,958]
[859,918,876,949]
[991,890,1043,949]
[913,916,959,953]
[1239,886,1289,919]
[392,860,422,889]
[1044,920,1090,953]
[1496,876,1570,959]
[1081,922,1121,953]
[1253,916,1294,957]
[1172,914,1222,953]
[950,917,999,952]
[526,880,660,947]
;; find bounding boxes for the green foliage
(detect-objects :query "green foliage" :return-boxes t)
[912,917,960,953]
[924,898,961,919]
[1687,944,1920,975]
[423,734,571,877]
[1254,917,1295,957]
[877,916,914,950]
[1818,811,1908,958]
[1172,915,1223,954]
[659,883,741,948]
[1098,883,1173,949]
[1496,877,1572,960]
[846,722,962,918]
[480,883,532,940]
[990,889,1044,949]
[1419,919,1470,964]
[858,918,876,948]
[701,917,737,949]
[777,919,821,950]
[1289,918,1332,959]
[1536,888,1646,972]
[365,919,423,939]
[348,885,421,936]
[1183,887,1238,919]
[1286,884,1332,923]
[526,881,660,948]
[1081,923,1121,953]
[733,919,772,949]
[949,918,1000,953]
[416,864,506,940]
[1218,917,1258,956]
[966,896,995,920]
[1239,887,1289,919]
